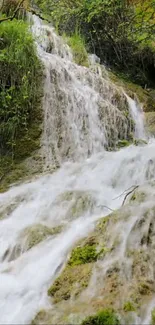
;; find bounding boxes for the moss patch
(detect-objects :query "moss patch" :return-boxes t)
[151,308,155,325]
[68,244,98,266]
[130,190,146,203]
[117,140,131,148]
[123,301,136,312]
[48,263,92,303]
[81,309,120,325]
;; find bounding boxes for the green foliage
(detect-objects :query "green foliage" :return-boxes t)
[123,301,136,312]
[0,19,42,158]
[66,33,89,67]
[151,308,155,325]
[68,244,98,266]
[81,309,120,325]
[34,0,155,87]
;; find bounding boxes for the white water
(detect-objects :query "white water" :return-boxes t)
[126,94,146,140]
[0,15,155,325]
[31,15,144,168]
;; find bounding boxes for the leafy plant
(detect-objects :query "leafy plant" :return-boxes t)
[65,33,89,66]
[0,19,42,158]
[34,0,155,87]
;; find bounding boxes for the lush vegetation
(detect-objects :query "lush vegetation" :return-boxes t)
[81,309,120,325]
[0,19,42,158]
[34,0,155,87]
[65,33,89,66]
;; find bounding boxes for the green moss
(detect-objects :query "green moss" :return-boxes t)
[0,160,29,193]
[96,216,110,232]
[22,224,62,250]
[123,301,136,312]
[68,244,98,266]
[81,309,120,325]
[117,140,131,148]
[130,190,146,203]
[48,263,92,303]
[151,308,155,325]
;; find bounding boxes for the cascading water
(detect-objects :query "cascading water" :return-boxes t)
[31,15,142,168]
[0,15,155,325]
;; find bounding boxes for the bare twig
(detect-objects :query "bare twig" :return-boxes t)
[122,185,139,206]
[113,185,138,201]
[97,205,114,212]
[0,0,25,23]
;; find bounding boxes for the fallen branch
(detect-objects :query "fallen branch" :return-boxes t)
[122,185,139,206]
[113,185,138,201]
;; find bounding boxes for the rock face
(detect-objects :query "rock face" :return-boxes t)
[32,182,155,325]
[145,112,155,136]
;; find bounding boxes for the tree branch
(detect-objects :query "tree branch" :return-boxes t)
[0,0,25,23]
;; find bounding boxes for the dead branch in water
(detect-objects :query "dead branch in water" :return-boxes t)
[122,185,139,206]
[113,185,139,206]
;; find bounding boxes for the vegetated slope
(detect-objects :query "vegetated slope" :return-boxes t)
[0,15,43,191]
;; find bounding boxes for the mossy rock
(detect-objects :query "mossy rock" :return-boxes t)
[48,263,92,303]
[0,201,21,220]
[130,190,146,203]
[55,190,95,220]
[109,71,148,103]
[145,112,155,135]
[81,309,120,325]
[143,91,155,112]
[31,310,50,325]
[21,224,62,250]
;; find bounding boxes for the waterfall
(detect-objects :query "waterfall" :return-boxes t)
[31,15,145,168]
[0,15,154,325]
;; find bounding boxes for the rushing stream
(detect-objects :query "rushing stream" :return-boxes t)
[0,15,155,324]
